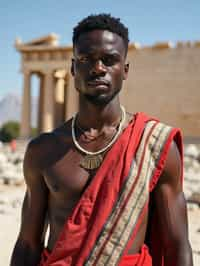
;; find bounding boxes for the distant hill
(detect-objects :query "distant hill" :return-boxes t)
[0,93,37,127]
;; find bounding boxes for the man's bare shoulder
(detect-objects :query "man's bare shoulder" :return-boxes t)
[156,140,182,190]
[24,119,72,169]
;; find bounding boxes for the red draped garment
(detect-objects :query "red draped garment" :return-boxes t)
[39,113,183,266]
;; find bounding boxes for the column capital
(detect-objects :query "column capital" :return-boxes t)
[22,68,31,75]
[54,69,67,79]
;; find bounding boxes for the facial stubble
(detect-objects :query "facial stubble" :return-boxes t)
[82,87,121,106]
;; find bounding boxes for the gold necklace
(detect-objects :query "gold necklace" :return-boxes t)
[72,106,126,170]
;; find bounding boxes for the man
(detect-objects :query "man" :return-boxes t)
[11,14,193,266]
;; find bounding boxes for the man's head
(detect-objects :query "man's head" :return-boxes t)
[71,14,130,106]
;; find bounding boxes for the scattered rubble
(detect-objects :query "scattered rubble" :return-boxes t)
[0,141,26,186]
[183,144,200,206]
[0,141,200,205]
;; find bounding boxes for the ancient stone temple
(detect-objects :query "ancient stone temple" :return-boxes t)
[15,34,77,138]
[16,34,200,141]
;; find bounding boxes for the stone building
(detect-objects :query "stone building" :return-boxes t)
[15,34,200,141]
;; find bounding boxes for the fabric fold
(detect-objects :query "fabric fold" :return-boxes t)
[39,112,182,266]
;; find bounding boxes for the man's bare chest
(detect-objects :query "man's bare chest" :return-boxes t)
[43,148,93,198]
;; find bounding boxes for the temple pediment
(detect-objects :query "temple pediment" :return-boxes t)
[15,33,59,48]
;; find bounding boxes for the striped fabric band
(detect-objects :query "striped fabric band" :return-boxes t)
[85,121,172,266]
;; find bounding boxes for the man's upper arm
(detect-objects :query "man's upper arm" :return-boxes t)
[18,139,48,248]
[153,140,193,264]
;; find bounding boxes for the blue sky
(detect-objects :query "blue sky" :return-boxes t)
[0,0,199,99]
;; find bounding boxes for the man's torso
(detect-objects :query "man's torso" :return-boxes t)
[34,114,148,255]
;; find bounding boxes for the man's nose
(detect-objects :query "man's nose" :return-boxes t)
[90,60,106,75]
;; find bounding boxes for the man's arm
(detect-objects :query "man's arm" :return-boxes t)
[10,139,48,266]
[153,141,193,266]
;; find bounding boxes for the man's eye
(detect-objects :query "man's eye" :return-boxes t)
[78,57,89,63]
[103,56,117,66]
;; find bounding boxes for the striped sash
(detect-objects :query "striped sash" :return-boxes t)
[84,121,172,266]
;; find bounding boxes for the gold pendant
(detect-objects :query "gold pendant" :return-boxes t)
[80,154,104,170]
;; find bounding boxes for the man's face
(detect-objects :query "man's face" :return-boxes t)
[72,29,129,106]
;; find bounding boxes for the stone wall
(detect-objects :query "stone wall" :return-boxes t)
[120,44,200,139]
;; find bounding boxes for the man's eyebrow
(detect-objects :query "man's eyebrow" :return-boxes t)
[76,49,121,56]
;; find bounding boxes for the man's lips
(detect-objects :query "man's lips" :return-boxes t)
[87,80,110,87]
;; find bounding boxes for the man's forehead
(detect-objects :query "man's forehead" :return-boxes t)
[74,29,125,53]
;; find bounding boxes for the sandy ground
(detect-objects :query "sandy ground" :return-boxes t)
[0,184,200,266]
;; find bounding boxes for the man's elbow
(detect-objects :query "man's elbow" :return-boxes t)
[10,238,42,266]
[164,240,193,266]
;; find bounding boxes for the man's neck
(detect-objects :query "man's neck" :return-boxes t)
[77,96,122,131]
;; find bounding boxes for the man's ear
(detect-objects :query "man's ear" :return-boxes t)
[123,62,129,80]
[71,58,75,76]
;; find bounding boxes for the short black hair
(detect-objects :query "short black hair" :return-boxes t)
[73,13,129,53]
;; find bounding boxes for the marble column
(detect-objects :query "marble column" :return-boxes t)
[41,70,55,132]
[65,74,79,120]
[54,70,66,127]
[20,70,31,138]
[37,74,44,133]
